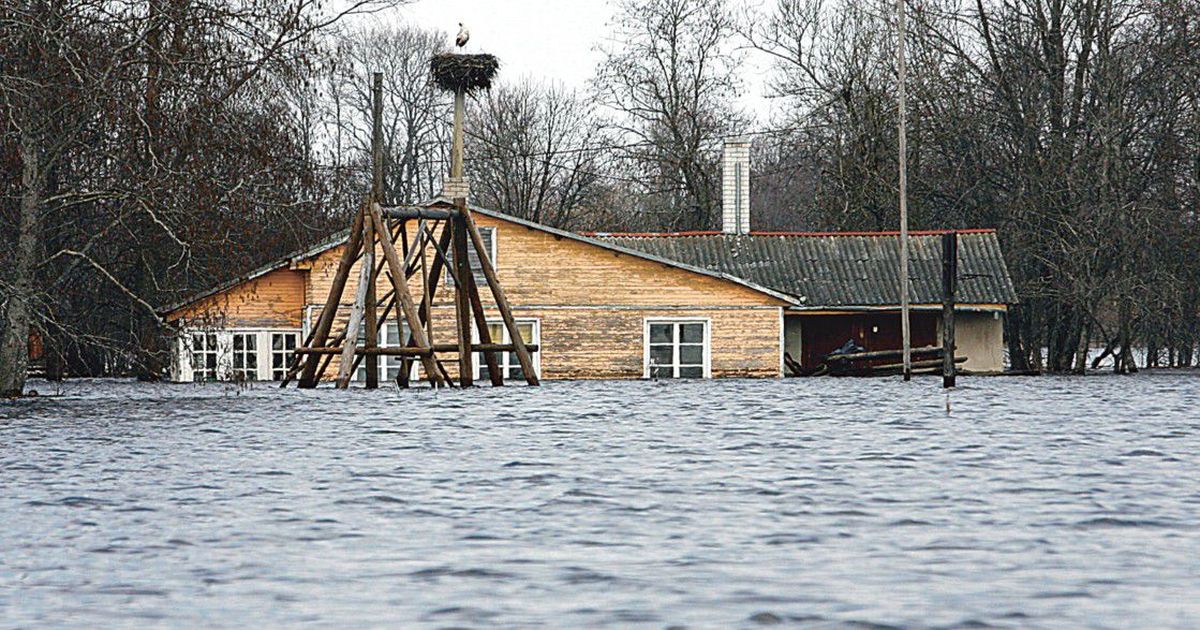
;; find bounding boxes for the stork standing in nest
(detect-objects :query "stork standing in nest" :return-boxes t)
[456,23,469,48]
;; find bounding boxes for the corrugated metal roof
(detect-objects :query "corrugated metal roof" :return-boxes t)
[595,232,1018,307]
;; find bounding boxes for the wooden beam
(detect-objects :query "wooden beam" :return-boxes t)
[942,231,958,388]
[461,202,539,385]
[826,345,945,362]
[296,343,539,356]
[382,207,457,220]
[401,221,454,385]
[452,216,474,387]
[367,202,444,387]
[364,208,379,389]
[335,217,373,388]
[365,72,384,389]
[464,259,503,386]
[298,204,364,387]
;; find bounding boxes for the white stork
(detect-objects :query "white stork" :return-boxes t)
[455,23,470,48]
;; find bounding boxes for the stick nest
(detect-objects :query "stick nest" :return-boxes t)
[431,53,500,93]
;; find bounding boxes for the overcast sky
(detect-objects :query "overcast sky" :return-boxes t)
[357,0,776,122]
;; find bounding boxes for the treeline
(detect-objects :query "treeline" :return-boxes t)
[2,0,1198,391]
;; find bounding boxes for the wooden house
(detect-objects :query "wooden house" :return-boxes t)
[159,140,1017,383]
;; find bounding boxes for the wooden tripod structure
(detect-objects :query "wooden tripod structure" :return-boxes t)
[282,70,538,389]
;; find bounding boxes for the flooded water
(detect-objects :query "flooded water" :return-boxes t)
[2,374,1199,628]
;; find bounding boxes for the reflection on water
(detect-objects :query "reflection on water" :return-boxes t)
[2,374,1199,627]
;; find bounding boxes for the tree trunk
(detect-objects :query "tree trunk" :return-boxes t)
[1005,303,1030,371]
[1073,317,1091,374]
[0,126,42,397]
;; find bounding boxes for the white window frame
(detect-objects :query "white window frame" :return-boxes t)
[355,321,420,384]
[269,331,300,381]
[188,332,220,382]
[230,332,259,381]
[446,226,497,287]
[643,318,712,379]
[473,318,540,382]
[176,328,302,383]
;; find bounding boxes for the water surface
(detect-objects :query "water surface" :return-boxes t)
[3,374,1199,627]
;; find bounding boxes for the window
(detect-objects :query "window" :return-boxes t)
[446,226,496,288]
[271,332,298,381]
[477,319,539,382]
[231,333,258,381]
[355,322,419,383]
[646,320,709,379]
[191,333,219,382]
[178,329,301,383]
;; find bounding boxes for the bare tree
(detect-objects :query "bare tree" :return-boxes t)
[468,80,609,228]
[594,0,747,230]
[0,0,398,395]
[322,23,450,206]
[744,0,1200,372]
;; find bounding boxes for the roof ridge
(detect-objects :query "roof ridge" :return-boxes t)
[585,229,997,237]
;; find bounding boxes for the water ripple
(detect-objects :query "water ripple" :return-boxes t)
[2,374,1199,627]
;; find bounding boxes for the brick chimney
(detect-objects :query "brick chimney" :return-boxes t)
[442,176,470,201]
[721,137,751,234]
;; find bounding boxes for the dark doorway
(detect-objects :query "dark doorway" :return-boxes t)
[799,312,938,368]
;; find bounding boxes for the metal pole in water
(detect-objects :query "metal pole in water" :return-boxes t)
[897,0,911,381]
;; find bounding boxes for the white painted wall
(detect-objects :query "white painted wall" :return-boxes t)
[721,138,751,234]
[940,311,1006,373]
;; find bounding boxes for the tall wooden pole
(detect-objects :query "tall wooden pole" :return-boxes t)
[453,212,474,387]
[364,72,384,388]
[372,73,385,200]
[942,231,958,388]
[897,0,912,382]
[452,89,465,179]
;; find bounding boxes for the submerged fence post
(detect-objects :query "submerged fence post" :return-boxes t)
[942,231,957,388]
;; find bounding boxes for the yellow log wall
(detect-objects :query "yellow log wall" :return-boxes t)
[166,268,305,329]
[301,213,787,380]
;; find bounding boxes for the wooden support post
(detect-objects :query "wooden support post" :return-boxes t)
[371,72,384,200]
[452,89,465,178]
[363,213,379,389]
[364,72,384,389]
[298,205,364,387]
[336,215,373,389]
[942,231,958,388]
[296,343,539,356]
[452,209,474,387]
[897,0,911,383]
[397,220,460,387]
[465,262,503,386]
[461,202,539,385]
[367,202,444,387]
[404,222,452,352]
